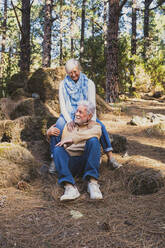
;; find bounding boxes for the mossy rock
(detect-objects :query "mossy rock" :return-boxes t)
[10,88,30,100]
[0,116,57,144]
[26,67,66,102]
[10,98,57,120]
[7,72,31,95]
[0,143,40,188]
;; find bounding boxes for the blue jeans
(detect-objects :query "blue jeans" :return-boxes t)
[50,114,112,157]
[53,137,101,185]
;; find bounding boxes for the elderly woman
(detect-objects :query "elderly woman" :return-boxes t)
[47,58,121,173]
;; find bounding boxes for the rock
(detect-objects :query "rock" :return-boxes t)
[126,169,164,195]
[130,112,165,126]
[152,91,164,98]
[7,72,31,96]
[26,67,66,102]
[146,123,165,136]
[130,115,151,126]
[70,210,83,219]
[9,98,57,120]
[109,134,127,153]
[145,112,165,123]
[0,116,57,162]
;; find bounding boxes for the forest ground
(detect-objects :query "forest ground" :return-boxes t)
[0,98,165,248]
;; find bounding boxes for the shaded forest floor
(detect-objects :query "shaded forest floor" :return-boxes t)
[0,98,165,248]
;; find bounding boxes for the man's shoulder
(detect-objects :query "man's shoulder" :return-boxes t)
[88,120,101,129]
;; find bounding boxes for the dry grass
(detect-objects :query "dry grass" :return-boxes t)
[0,160,165,248]
[0,143,40,188]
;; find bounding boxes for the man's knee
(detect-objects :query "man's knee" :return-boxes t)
[53,146,64,156]
[86,137,99,145]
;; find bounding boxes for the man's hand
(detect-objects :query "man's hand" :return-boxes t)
[47,124,60,137]
[56,139,73,148]
[66,121,75,132]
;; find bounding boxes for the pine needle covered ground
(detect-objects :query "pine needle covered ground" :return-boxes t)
[0,97,165,248]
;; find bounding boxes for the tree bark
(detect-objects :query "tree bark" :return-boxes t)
[20,0,31,72]
[106,0,128,102]
[103,0,108,58]
[59,0,63,65]
[0,0,8,95]
[106,0,120,103]
[143,0,154,59]
[70,0,74,57]
[131,0,137,55]
[80,0,86,61]
[42,0,53,67]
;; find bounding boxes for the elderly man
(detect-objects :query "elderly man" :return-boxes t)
[47,100,103,201]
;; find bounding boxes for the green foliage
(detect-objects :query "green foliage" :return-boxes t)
[81,35,106,97]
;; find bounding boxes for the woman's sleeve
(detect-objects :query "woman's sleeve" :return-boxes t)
[88,80,97,121]
[59,81,72,123]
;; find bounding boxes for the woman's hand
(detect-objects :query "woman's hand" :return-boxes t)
[66,121,75,132]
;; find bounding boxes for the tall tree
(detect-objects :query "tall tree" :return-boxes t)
[80,0,86,61]
[103,0,108,57]
[0,0,8,96]
[131,0,137,55]
[143,0,164,59]
[59,0,63,65]
[20,0,31,72]
[106,0,128,102]
[70,0,74,57]
[42,0,53,67]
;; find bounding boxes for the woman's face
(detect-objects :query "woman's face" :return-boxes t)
[68,66,80,82]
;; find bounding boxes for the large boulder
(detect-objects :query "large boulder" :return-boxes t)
[9,98,58,120]
[109,134,127,153]
[0,116,57,162]
[26,67,66,102]
[7,72,31,96]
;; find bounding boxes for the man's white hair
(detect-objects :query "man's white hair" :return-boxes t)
[65,58,81,74]
[77,100,95,116]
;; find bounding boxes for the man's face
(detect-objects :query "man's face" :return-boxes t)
[68,66,80,82]
[74,106,91,125]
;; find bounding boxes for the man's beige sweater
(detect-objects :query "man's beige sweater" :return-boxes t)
[61,121,101,156]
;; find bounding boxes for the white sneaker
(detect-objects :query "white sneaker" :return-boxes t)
[49,159,56,174]
[87,182,103,200]
[60,185,80,201]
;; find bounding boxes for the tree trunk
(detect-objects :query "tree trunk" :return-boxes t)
[143,0,153,59]
[103,0,108,58]
[59,0,63,65]
[91,0,95,38]
[42,0,53,68]
[0,0,8,96]
[80,0,86,61]
[70,0,74,57]
[106,0,119,103]
[20,0,31,72]
[131,0,137,55]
